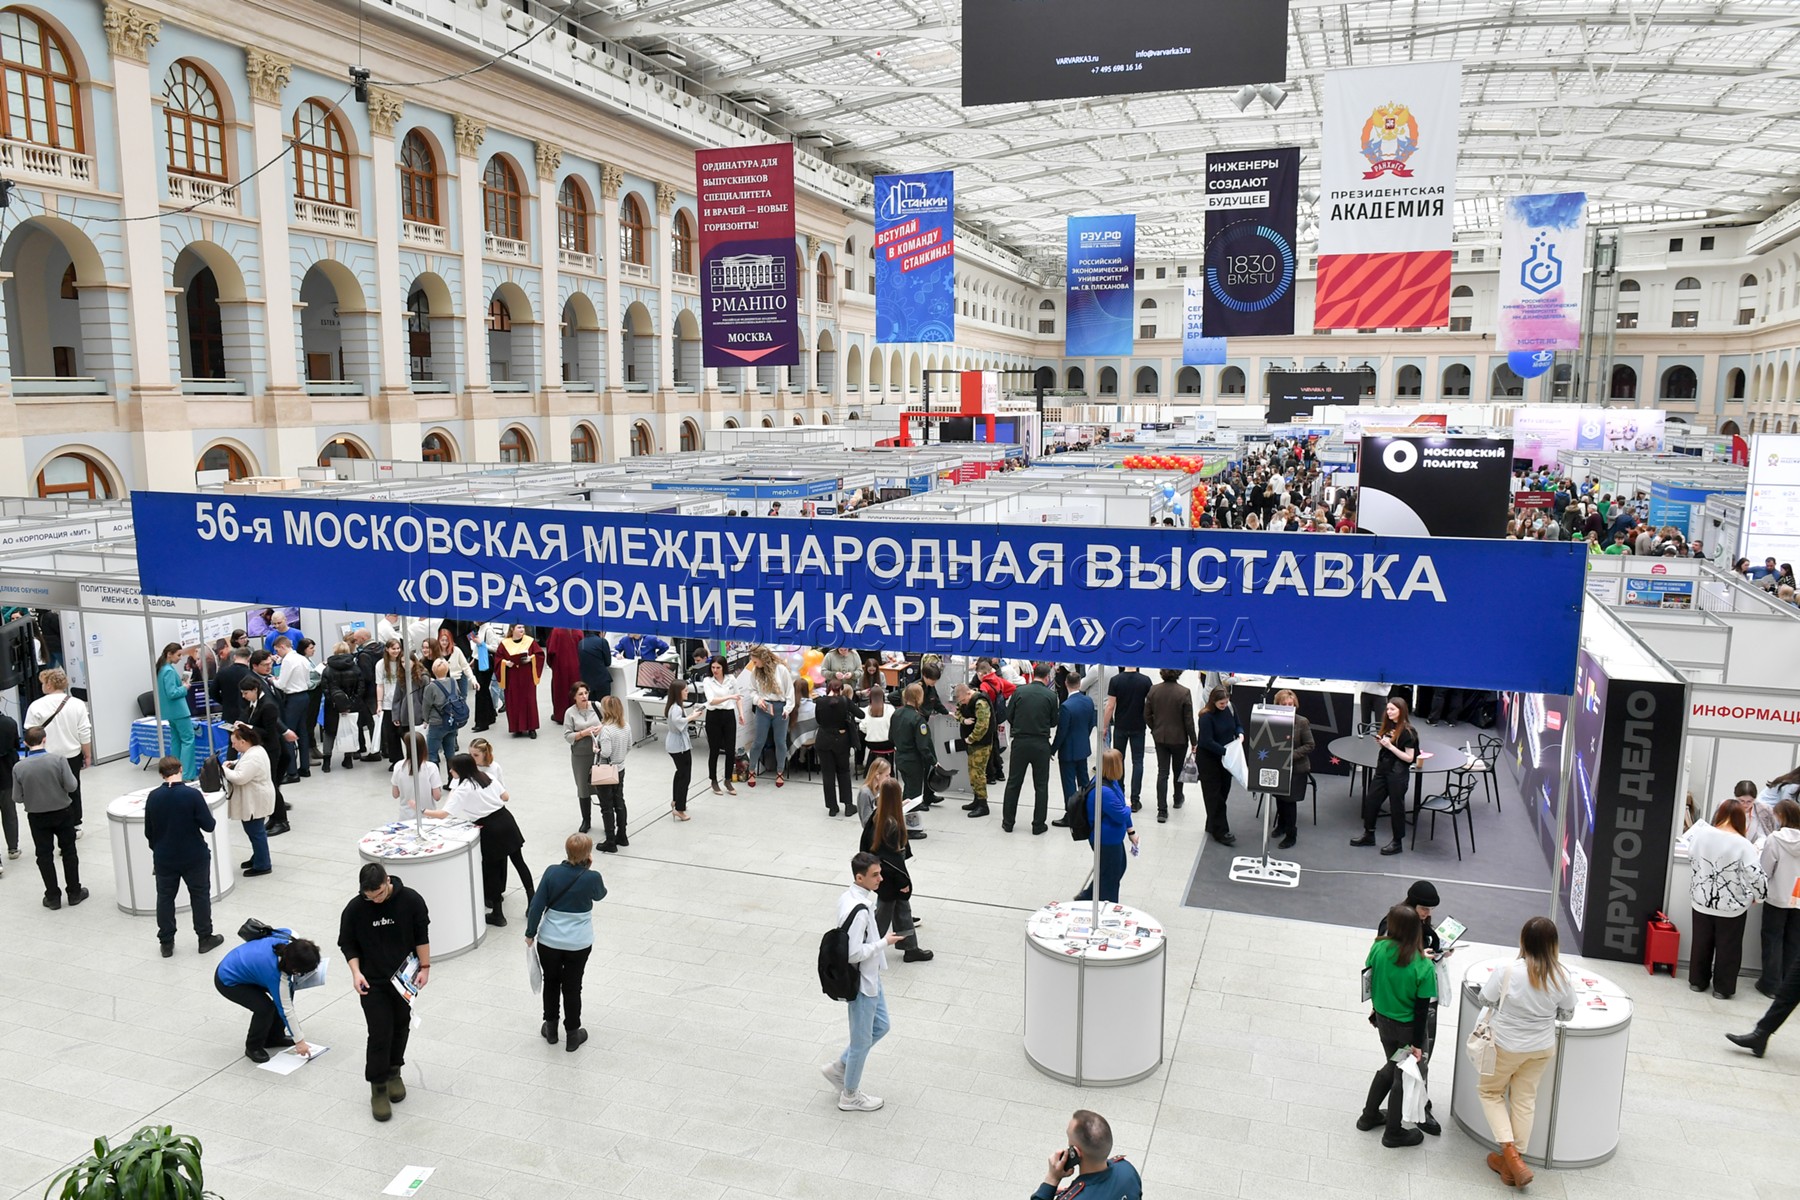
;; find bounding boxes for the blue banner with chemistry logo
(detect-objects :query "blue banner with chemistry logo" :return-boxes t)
[875,172,955,344]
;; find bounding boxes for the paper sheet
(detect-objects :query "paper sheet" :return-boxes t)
[254,1044,328,1076]
[382,1166,435,1197]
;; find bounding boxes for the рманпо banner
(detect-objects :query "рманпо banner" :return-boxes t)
[1203,146,1299,337]
[875,172,955,344]
[696,144,799,368]
[1498,192,1588,353]
[132,490,1588,695]
[1066,215,1136,357]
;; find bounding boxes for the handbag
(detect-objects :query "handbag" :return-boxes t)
[238,918,275,941]
[1180,749,1200,785]
[1222,737,1249,789]
[1465,962,1515,1076]
[591,762,620,786]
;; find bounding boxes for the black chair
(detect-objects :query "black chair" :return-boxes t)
[1252,775,1319,825]
[1474,734,1503,812]
[137,691,156,718]
[1412,775,1478,860]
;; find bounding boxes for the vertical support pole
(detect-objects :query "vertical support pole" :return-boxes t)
[143,605,166,757]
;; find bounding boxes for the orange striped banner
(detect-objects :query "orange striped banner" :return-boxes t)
[1314,251,1451,329]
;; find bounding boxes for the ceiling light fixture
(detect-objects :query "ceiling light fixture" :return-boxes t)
[1258,84,1287,110]
[1231,85,1257,112]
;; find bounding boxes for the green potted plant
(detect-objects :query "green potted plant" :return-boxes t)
[46,1125,216,1199]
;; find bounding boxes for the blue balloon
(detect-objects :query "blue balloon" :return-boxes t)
[1509,349,1556,379]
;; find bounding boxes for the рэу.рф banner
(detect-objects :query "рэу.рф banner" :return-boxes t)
[132,491,1587,695]
[875,172,955,343]
[1066,215,1136,357]
[696,144,799,368]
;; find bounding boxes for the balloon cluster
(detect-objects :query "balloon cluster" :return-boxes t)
[1122,454,1206,473]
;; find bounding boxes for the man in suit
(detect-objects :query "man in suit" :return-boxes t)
[1001,662,1061,835]
[578,631,613,700]
[1050,681,1098,826]
[238,677,296,836]
[144,756,225,957]
[211,646,253,727]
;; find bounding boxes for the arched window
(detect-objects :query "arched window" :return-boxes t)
[318,437,368,466]
[487,297,511,332]
[1139,298,1157,310]
[570,423,598,463]
[1727,368,1746,400]
[482,157,523,241]
[1039,299,1055,310]
[292,100,350,205]
[421,432,454,462]
[680,420,699,452]
[1674,276,1701,291]
[1661,365,1698,400]
[1610,365,1637,400]
[499,425,532,463]
[36,452,111,499]
[816,255,832,302]
[399,131,439,225]
[163,60,225,180]
[1617,278,1641,293]
[1135,367,1159,395]
[1220,366,1246,395]
[1396,365,1423,397]
[197,444,248,480]
[1451,285,1474,298]
[185,268,225,379]
[1442,363,1472,396]
[629,421,654,456]
[1066,366,1085,391]
[672,211,695,275]
[1176,366,1202,394]
[0,9,81,150]
[557,177,590,254]
[1098,366,1119,395]
[620,194,648,266]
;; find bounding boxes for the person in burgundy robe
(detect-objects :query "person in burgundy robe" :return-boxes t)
[496,624,544,738]
[546,627,582,725]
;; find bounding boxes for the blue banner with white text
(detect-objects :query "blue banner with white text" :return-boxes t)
[132,491,1587,694]
[875,172,955,343]
[1066,215,1136,357]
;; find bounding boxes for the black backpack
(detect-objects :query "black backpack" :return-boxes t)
[436,680,470,729]
[818,904,870,1001]
[197,755,225,795]
[1067,777,1095,842]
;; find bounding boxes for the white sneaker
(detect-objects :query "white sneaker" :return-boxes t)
[819,1060,846,1091]
[837,1090,883,1112]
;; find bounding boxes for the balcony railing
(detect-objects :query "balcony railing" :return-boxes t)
[293,196,358,231]
[14,376,107,396]
[673,272,699,292]
[403,219,446,247]
[564,380,597,393]
[490,379,531,393]
[0,139,92,186]
[559,248,596,273]
[485,232,529,259]
[622,261,651,282]
[814,300,836,320]
[167,173,239,211]
[302,379,365,395]
[409,380,451,394]
[180,377,247,395]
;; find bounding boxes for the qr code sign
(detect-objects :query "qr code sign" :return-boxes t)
[1258,768,1281,788]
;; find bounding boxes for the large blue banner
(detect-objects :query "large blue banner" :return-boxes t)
[1066,215,1135,357]
[874,172,954,344]
[132,492,1587,693]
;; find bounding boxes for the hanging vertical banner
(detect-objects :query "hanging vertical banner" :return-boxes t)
[696,144,799,368]
[1182,283,1227,365]
[1066,215,1136,357]
[1316,61,1460,330]
[874,172,955,344]
[1202,146,1299,336]
[1497,192,1588,353]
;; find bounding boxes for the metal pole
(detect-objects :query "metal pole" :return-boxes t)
[1091,676,1103,932]
[195,603,214,776]
[143,603,166,758]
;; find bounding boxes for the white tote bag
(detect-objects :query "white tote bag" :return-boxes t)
[526,943,543,995]
[1465,962,1514,1076]
[1222,737,1249,789]
[1397,1055,1431,1125]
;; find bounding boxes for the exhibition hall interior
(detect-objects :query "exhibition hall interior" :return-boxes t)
[2,0,1799,1198]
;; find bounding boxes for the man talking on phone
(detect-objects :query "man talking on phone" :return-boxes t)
[338,863,431,1122]
[1033,1109,1141,1199]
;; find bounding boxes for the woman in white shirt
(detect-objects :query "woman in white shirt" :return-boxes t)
[425,753,533,927]
[1476,916,1579,1188]
[742,645,794,789]
[666,681,693,821]
[434,626,476,702]
[1685,799,1769,999]
[389,732,442,822]
[701,657,742,796]
[468,737,507,799]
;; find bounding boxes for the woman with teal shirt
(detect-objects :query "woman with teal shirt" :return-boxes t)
[156,642,197,780]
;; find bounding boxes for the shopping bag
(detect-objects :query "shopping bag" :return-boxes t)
[334,722,360,756]
[526,943,543,995]
[1222,737,1249,789]
[1398,1056,1430,1125]
[1180,750,1200,785]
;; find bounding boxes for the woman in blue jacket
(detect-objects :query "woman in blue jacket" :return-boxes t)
[1076,749,1138,903]
[214,929,322,1062]
[155,643,196,781]
[526,831,609,1052]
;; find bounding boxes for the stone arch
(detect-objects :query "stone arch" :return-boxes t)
[560,290,603,389]
[487,279,537,389]
[197,439,257,480]
[298,258,378,393]
[672,307,701,389]
[406,271,460,390]
[845,343,863,391]
[1,215,124,393]
[172,240,252,390]
[33,446,122,499]
[621,300,656,389]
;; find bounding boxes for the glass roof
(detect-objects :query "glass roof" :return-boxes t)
[584,0,1800,267]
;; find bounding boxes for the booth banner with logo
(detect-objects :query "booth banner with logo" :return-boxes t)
[1512,406,1666,468]
[1202,146,1299,336]
[1182,283,1227,365]
[696,144,799,368]
[874,171,955,344]
[1066,215,1137,357]
[131,491,1588,694]
[1357,435,1513,538]
[1315,60,1460,330]
[1743,433,1800,563]
[1498,192,1587,353]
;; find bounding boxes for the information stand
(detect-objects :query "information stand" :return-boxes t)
[1022,901,1165,1086]
[106,786,234,915]
[356,820,485,960]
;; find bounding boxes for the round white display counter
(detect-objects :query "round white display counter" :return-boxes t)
[357,820,485,960]
[106,787,235,915]
[1450,955,1632,1168]
[1023,900,1166,1086]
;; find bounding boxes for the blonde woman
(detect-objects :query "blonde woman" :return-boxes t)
[389,731,441,822]
[742,645,794,788]
[1476,916,1579,1188]
[593,695,632,853]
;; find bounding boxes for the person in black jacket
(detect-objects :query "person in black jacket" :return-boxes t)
[858,777,932,962]
[1351,698,1419,856]
[578,630,613,700]
[353,631,384,761]
[237,677,296,835]
[338,863,431,1122]
[321,642,363,773]
[210,647,253,727]
[144,756,224,957]
[0,707,18,861]
[891,683,937,817]
[1194,686,1241,846]
[814,678,862,817]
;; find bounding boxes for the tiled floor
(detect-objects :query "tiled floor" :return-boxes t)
[0,720,1791,1200]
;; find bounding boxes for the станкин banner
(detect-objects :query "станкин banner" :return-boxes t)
[1498,192,1587,353]
[875,172,955,344]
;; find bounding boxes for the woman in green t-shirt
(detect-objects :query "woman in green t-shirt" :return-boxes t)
[1358,905,1437,1148]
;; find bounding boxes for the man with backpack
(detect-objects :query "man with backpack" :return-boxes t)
[422,660,468,771]
[819,851,904,1113]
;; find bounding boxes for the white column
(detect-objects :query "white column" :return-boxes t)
[536,141,569,460]
[599,164,625,458]
[655,182,677,402]
[366,88,417,459]
[453,114,490,395]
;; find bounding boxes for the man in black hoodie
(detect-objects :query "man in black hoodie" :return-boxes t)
[338,863,431,1121]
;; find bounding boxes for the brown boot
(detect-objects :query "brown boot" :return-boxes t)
[1500,1142,1533,1188]
[1487,1152,1507,1180]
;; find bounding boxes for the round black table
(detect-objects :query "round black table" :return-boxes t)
[1326,732,1474,818]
